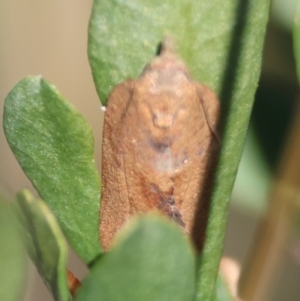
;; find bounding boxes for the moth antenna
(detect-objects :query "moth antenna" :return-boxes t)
[196,85,221,144]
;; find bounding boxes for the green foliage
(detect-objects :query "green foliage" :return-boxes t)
[3,77,101,265]
[75,215,196,301]
[2,0,271,300]
[14,190,70,301]
[88,0,241,104]
[0,197,25,301]
[88,0,270,299]
[196,0,271,298]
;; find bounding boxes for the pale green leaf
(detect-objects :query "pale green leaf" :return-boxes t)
[15,189,70,301]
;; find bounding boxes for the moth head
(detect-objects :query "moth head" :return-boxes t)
[134,39,198,134]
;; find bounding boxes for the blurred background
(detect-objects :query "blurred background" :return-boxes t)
[1,0,300,300]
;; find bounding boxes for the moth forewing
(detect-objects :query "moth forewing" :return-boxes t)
[100,41,220,252]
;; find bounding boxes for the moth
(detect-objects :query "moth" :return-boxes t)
[100,39,220,251]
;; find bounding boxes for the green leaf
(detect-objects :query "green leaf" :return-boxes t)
[3,76,101,264]
[88,0,270,299]
[294,0,300,83]
[196,1,271,300]
[0,197,26,301]
[14,189,70,301]
[88,0,245,104]
[75,215,195,301]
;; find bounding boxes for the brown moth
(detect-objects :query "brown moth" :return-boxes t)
[100,38,220,252]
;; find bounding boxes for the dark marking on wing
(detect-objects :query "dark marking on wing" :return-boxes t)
[151,183,186,228]
[149,137,172,153]
[158,196,186,228]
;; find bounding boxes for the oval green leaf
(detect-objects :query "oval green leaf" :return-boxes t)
[0,197,26,301]
[14,189,70,301]
[88,0,270,300]
[88,0,239,104]
[75,215,196,301]
[3,76,101,264]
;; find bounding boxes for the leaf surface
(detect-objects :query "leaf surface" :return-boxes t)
[0,197,25,301]
[15,189,70,301]
[3,77,101,264]
[88,0,271,299]
[76,215,195,301]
